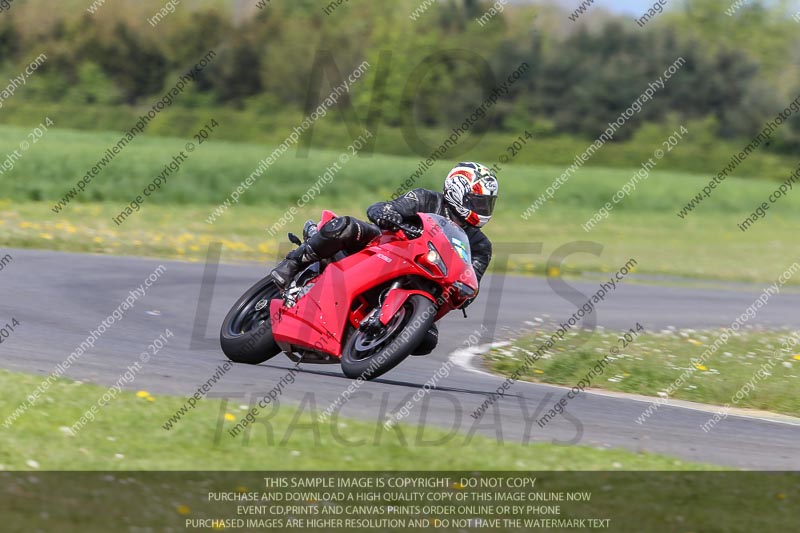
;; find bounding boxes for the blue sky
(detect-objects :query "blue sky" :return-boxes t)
[530,0,674,15]
[550,0,794,15]
[590,0,656,14]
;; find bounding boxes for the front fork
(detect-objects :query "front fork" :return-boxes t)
[360,281,401,335]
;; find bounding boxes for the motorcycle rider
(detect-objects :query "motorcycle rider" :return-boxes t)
[269,162,498,355]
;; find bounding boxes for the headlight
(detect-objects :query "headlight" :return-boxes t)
[417,242,448,276]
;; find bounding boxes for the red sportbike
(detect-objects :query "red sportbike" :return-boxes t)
[220,211,478,379]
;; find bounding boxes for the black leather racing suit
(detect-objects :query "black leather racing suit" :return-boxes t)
[366,188,492,283]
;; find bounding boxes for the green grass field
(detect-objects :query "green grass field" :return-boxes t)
[0,368,711,471]
[2,125,800,282]
[2,123,798,212]
[485,326,800,418]
[2,101,798,178]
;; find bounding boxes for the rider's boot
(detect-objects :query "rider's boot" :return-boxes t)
[271,216,377,290]
[270,242,319,290]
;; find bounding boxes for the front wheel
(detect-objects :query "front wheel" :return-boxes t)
[220,276,282,364]
[340,294,436,380]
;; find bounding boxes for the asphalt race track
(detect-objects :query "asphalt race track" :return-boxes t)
[1,248,798,469]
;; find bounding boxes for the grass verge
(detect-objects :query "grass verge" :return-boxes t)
[0,368,716,471]
[485,325,800,417]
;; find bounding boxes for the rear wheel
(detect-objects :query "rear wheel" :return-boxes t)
[340,294,435,380]
[220,276,282,364]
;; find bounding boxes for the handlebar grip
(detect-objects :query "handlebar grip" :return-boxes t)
[397,223,422,239]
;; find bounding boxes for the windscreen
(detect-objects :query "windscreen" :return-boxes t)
[427,214,472,266]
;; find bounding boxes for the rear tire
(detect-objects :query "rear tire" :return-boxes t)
[220,276,282,364]
[340,294,435,380]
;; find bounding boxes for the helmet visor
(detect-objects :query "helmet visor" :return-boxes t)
[465,193,497,217]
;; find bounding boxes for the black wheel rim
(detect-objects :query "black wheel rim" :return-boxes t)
[229,285,276,336]
[350,305,410,361]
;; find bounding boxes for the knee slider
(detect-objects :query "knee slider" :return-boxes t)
[320,216,351,239]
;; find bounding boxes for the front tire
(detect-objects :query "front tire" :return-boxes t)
[220,276,282,364]
[340,294,436,380]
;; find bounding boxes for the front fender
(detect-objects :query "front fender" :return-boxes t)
[379,289,435,326]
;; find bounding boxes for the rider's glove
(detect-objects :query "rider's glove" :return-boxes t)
[368,204,403,230]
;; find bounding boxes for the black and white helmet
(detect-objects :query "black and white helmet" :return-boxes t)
[443,162,499,228]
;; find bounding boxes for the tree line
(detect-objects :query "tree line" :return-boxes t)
[0,0,798,153]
